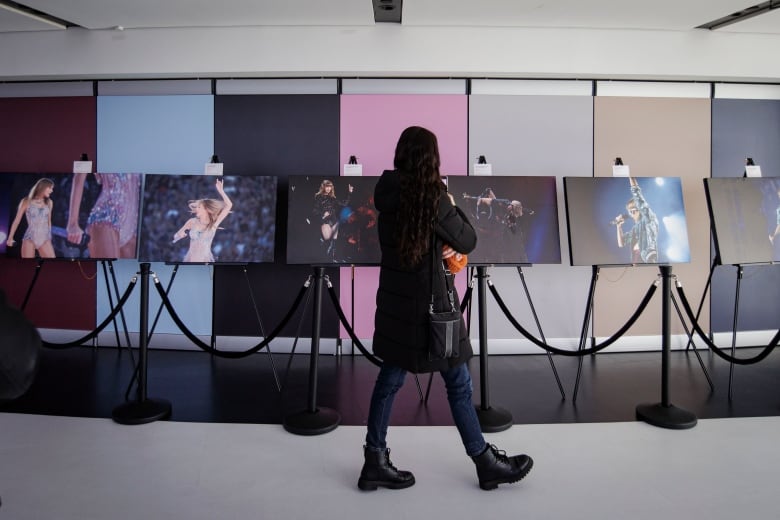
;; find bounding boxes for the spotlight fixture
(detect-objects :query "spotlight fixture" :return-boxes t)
[696,1,780,30]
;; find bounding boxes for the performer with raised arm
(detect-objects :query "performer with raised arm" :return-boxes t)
[614,176,659,263]
[173,178,233,263]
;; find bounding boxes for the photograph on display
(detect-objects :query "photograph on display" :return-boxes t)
[445,176,561,265]
[4,172,141,260]
[564,176,690,266]
[286,175,380,265]
[139,174,277,264]
[704,177,780,265]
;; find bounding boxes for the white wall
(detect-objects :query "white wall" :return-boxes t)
[1,25,779,82]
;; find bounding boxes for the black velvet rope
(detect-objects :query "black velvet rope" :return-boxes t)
[675,280,780,365]
[152,274,311,359]
[324,274,475,368]
[42,276,138,349]
[488,279,658,357]
[324,278,383,367]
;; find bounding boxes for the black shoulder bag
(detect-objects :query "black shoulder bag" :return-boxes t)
[428,235,461,361]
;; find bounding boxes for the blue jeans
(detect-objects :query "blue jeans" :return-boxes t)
[365,362,487,457]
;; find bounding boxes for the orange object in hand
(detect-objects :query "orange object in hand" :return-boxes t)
[442,244,468,274]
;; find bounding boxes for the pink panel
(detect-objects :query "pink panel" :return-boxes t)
[339,94,468,338]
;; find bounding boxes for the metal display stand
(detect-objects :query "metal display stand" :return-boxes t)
[688,256,766,399]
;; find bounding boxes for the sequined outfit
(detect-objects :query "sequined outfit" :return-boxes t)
[86,173,140,247]
[22,201,51,248]
[183,220,216,263]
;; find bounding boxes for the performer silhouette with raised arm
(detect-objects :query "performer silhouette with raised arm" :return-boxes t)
[614,177,659,263]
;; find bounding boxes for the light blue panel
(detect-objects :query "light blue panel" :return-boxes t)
[468,95,594,341]
[96,260,213,338]
[97,96,214,174]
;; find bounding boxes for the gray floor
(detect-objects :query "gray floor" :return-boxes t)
[1,412,778,520]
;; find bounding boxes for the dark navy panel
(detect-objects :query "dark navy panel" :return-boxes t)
[710,99,780,333]
[213,95,341,337]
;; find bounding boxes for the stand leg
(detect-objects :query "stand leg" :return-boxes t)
[474,266,512,433]
[573,266,599,403]
[149,264,179,342]
[686,257,716,350]
[242,265,281,392]
[104,260,133,352]
[21,258,44,311]
[100,261,122,348]
[636,266,696,430]
[728,265,744,400]
[671,292,714,391]
[517,266,565,400]
[112,262,172,425]
[283,267,340,435]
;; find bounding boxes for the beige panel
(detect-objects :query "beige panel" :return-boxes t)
[593,97,711,340]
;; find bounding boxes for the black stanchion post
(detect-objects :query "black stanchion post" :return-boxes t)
[112,262,172,425]
[636,265,697,429]
[283,266,340,435]
[475,266,512,433]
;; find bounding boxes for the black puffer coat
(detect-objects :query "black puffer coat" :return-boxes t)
[372,170,477,373]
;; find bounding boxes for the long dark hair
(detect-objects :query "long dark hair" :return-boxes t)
[393,126,445,267]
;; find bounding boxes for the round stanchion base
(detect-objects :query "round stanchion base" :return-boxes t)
[476,405,513,433]
[283,407,340,436]
[112,398,172,425]
[636,402,697,430]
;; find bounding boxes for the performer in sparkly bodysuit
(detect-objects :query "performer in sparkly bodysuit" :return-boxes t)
[173,178,233,263]
[6,178,56,259]
[67,172,141,259]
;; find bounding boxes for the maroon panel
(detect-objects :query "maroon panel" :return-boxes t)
[0,97,97,329]
[0,258,96,330]
[0,97,97,173]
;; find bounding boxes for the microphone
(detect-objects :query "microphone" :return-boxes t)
[52,226,90,248]
[610,214,629,225]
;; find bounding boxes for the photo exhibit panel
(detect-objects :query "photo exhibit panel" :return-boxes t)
[704,177,780,265]
[286,175,380,265]
[445,176,561,265]
[564,176,690,266]
[140,174,277,264]
[5,172,141,260]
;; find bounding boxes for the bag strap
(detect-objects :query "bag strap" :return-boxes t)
[430,229,457,313]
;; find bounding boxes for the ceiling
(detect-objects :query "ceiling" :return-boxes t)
[1,0,779,35]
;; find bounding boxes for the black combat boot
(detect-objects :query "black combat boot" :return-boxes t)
[471,444,533,490]
[357,446,415,491]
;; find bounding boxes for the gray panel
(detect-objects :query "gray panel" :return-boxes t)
[468,95,594,341]
[0,81,93,97]
[216,78,338,95]
[97,79,212,96]
[710,98,780,332]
